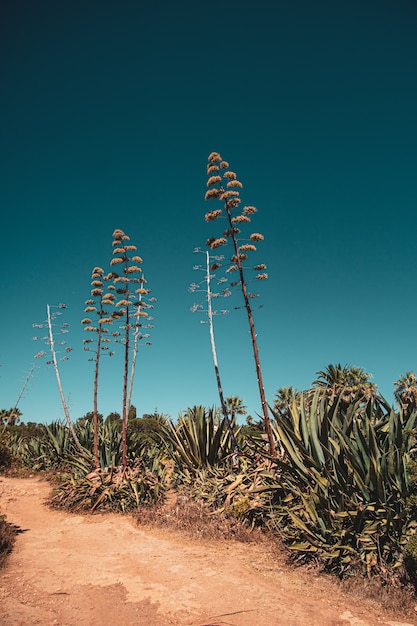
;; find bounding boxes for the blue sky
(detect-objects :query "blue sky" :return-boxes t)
[1,0,417,424]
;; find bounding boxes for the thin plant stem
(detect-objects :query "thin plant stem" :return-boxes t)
[127,282,143,416]
[205,252,239,451]
[224,209,276,456]
[47,304,83,453]
[1,364,35,433]
[122,293,130,470]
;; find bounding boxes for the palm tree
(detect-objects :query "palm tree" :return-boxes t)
[312,363,377,410]
[0,407,22,428]
[273,386,301,415]
[393,372,417,417]
[225,396,247,422]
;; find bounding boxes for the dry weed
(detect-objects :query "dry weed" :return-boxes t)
[135,490,267,544]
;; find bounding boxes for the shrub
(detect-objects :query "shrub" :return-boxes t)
[0,515,16,567]
[49,459,167,512]
[0,435,13,470]
[268,390,417,578]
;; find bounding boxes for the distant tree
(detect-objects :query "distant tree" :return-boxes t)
[128,412,167,444]
[128,404,137,420]
[394,372,417,417]
[76,412,104,427]
[0,408,22,428]
[273,386,301,415]
[225,396,247,422]
[238,414,264,440]
[312,363,377,410]
[105,411,121,423]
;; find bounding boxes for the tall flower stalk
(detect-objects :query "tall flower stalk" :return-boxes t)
[110,229,152,470]
[1,363,36,432]
[82,267,115,468]
[204,151,276,456]
[190,249,239,451]
[33,304,83,452]
[127,275,155,413]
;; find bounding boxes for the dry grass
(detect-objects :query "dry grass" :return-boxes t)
[135,489,267,544]
[339,573,417,622]
[135,489,417,623]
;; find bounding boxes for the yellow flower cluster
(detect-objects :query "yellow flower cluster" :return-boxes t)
[210,237,227,249]
[250,233,264,241]
[205,209,222,221]
[208,151,221,162]
[207,175,222,186]
[220,190,239,200]
[205,188,220,200]
[239,244,257,252]
[231,215,250,223]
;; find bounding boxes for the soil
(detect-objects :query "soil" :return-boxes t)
[0,476,416,626]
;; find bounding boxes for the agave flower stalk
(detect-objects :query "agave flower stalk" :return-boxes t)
[190,250,239,451]
[82,267,116,468]
[110,229,152,470]
[127,275,155,414]
[46,304,83,453]
[1,364,36,432]
[204,152,276,456]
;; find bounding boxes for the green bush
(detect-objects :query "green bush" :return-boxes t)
[0,435,13,470]
[403,535,417,581]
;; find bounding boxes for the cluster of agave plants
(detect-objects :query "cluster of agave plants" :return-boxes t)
[2,152,417,591]
[2,375,417,588]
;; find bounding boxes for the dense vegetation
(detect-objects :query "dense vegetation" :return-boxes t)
[2,368,417,596]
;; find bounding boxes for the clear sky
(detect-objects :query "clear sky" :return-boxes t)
[1,0,417,425]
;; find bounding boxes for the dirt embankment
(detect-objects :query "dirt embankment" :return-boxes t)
[0,476,416,626]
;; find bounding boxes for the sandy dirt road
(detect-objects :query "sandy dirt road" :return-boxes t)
[0,476,415,626]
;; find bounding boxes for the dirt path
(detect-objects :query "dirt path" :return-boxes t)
[0,476,415,626]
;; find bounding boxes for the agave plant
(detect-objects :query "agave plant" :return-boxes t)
[268,389,417,576]
[50,459,167,512]
[160,406,239,477]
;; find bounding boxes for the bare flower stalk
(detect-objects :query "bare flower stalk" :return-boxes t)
[127,275,155,413]
[191,250,239,451]
[1,364,36,432]
[82,267,115,468]
[204,152,276,456]
[110,229,153,470]
[46,304,83,453]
